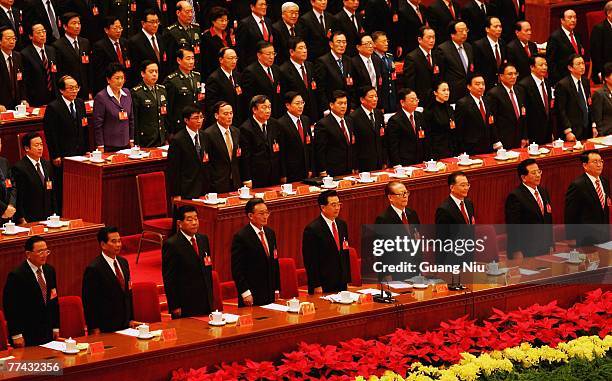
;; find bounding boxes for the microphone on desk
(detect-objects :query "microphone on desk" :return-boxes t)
[448,273,466,291]
[374,280,397,304]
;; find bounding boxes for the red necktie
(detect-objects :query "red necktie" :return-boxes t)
[569,32,579,54]
[524,43,531,57]
[494,43,501,67]
[426,53,432,68]
[259,231,270,256]
[460,201,470,224]
[541,81,549,114]
[115,42,124,65]
[448,3,456,19]
[509,89,520,119]
[401,211,408,224]
[296,117,304,142]
[190,236,199,257]
[409,113,416,133]
[596,179,606,209]
[36,268,47,304]
[114,260,125,291]
[479,99,486,123]
[260,19,269,41]
[331,221,340,250]
[266,67,273,83]
[534,189,544,214]
[300,65,308,87]
[340,119,350,143]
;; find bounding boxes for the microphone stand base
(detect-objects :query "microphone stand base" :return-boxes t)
[373,296,397,304]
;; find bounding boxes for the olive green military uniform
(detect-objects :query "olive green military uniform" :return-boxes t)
[163,69,204,134]
[131,82,168,147]
[163,22,202,73]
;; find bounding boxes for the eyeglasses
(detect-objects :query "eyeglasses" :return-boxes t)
[254,211,271,216]
[260,51,277,57]
[392,191,410,197]
[328,202,342,207]
[528,170,543,175]
[145,20,160,25]
[189,116,205,121]
[65,85,80,91]
[29,249,51,256]
[589,160,604,165]
[292,101,305,106]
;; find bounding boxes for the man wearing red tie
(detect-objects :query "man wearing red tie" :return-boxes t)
[505,159,553,259]
[231,199,280,307]
[565,150,610,246]
[375,181,421,227]
[303,190,352,294]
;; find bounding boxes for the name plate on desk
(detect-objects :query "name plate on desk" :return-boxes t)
[161,328,177,341]
[445,162,458,172]
[110,154,128,163]
[505,267,521,285]
[87,341,104,355]
[584,141,595,150]
[149,149,163,158]
[518,151,528,161]
[29,225,45,235]
[376,173,390,182]
[434,283,449,294]
[358,294,373,304]
[296,185,310,195]
[226,197,240,206]
[411,169,424,177]
[68,219,84,229]
[0,112,15,121]
[299,302,315,315]
[551,147,562,155]
[236,315,253,327]
[337,180,352,189]
[263,190,278,200]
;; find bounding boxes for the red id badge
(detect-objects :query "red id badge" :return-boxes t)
[204,255,212,266]
[119,111,128,120]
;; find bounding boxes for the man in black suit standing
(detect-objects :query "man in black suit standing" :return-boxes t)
[0,0,26,49]
[490,0,525,42]
[92,16,130,93]
[162,205,214,318]
[303,190,351,294]
[21,24,58,106]
[403,26,442,108]
[565,149,610,246]
[241,41,284,118]
[235,0,274,69]
[350,85,386,171]
[395,0,428,58]
[372,31,397,113]
[375,181,420,225]
[0,137,16,223]
[280,37,319,121]
[555,54,593,142]
[461,0,490,42]
[518,55,553,144]
[239,95,285,188]
[506,21,538,80]
[546,9,584,84]
[300,0,336,61]
[278,92,314,181]
[0,26,27,111]
[386,88,427,166]
[53,13,92,100]
[3,236,59,347]
[473,16,505,91]
[203,102,242,193]
[590,2,612,84]
[232,198,280,306]
[82,227,134,333]
[12,132,56,223]
[314,90,358,176]
[351,34,381,95]
[204,47,243,126]
[61,0,103,43]
[505,159,553,259]
[167,105,210,200]
[272,2,303,64]
[314,31,354,113]
[487,63,528,149]
[439,21,474,103]
[334,0,363,57]
[128,9,167,83]
[455,74,501,154]
[428,0,460,43]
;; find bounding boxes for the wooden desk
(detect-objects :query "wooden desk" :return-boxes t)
[177,146,612,281]
[62,155,167,236]
[0,222,104,307]
[1,255,609,381]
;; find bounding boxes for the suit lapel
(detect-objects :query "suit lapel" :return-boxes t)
[318,216,339,252]
[519,185,543,217]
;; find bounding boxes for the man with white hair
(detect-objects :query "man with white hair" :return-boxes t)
[273,2,304,64]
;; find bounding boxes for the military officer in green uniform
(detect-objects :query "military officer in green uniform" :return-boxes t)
[163,0,202,73]
[164,48,205,135]
[132,60,168,147]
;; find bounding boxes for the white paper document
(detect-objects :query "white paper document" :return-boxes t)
[40,341,69,351]
[357,288,399,297]
[594,241,612,250]
[116,328,162,337]
[387,281,413,290]
[260,303,290,312]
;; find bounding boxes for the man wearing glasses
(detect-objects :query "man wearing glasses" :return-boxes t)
[565,149,610,246]
[505,159,553,259]
[91,16,130,92]
[375,181,420,226]
[231,198,280,306]
[302,190,352,294]
[3,236,59,347]
[241,41,283,118]
[128,9,167,83]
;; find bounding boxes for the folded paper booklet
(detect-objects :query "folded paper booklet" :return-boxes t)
[594,241,612,250]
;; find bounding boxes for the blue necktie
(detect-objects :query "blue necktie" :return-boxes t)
[576,79,588,129]
[337,59,344,75]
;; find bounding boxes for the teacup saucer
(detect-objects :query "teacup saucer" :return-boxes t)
[137,333,155,340]
[282,191,297,195]
[238,195,253,200]
[128,154,143,160]
[89,158,105,163]
[61,348,80,354]
[412,284,428,289]
[423,168,439,173]
[208,320,227,326]
[47,223,62,228]
[566,259,582,264]
[1,230,18,235]
[457,161,472,166]
[321,182,338,189]
[287,308,300,313]
[494,156,509,161]
[486,270,504,276]
[337,298,353,304]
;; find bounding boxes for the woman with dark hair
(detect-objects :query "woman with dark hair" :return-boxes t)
[425,81,456,160]
[93,63,134,152]
[201,6,235,77]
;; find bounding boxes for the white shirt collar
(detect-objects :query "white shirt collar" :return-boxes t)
[312,9,323,20]
[259,61,271,72]
[220,66,233,79]
[253,117,267,131]
[179,229,196,247]
[470,93,483,107]
[287,111,300,126]
[252,13,263,24]
[390,204,404,220]
[65,34,77,46]
[474,0,484,6]
[359,53,372,65]
[62,96,75,110]
[531,73,544,86]
[502,83,515,94]
[331,111,344,126]
[0,5,12,13]
[407,0,420,12]
[522,183,539,197]
[284,21,295,33]
[26,259,44,281]
[217,122,230,135]
[108,37,120,47]
[561,26,574,38]
[141,28,154,41]
[250,222,265,236]
[26,154,41,169]
[452,40,464,50]
[487,35,499,51]
[586,173,604,192]
[419,46,431,57]
[2,50,11,61]
[101,251,122,276]
[343,7,354,18]
[185,127,198,142]
[450,194,464,209]
[106,85,127,99]
[320,213,336,235]
[401,107,413,120]
[290,58,304,73]
[361,104,374,116]
[331,51,342,62]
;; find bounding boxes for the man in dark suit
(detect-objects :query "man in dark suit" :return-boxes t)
[428,0,460,43]
[128,9,167,84]
[53,13,92,100]
[590,2,612,84]
[239,95,285,188]
[162,205,214,318]
[395,0,428,58]
[461,0,491,42]
[0,1,26,49]
[241,41,284,118]
[350,85,386,171]
[387,88,427,166]
[314,31,354,113]
[314,90,358,176]
[592,63,612,136]
[278,92,314,181]
[204,47,243,126]
[300,0,336,61]
[272,2,304,64]
[362,0,397,57]
[22,0,61,45]
[546,9,584,84]
[473,16,505,91]
[351,34,381,96]
[232,199,280,306]
[0,137,16,223]
[203,101,242,193]
[518,55,553,144]
[280,37,319,121]
[12,132,56,223]
[167,105,210,200]
[82,227,134,333]
[439,21,474,103]
[372,31,397,112]
[61,0,103,43]
[455,74,501,154]
[303,190,351,294]
[555,54,593,141]
[21,24,58,106]
[333,0,363,57]
[490,0,525,42]
[235,0,274,69]
[487,63,528,149]
[506,21,538,80]
[403,26,442,108]
[375,181,420,225]
[565,149,610,246]
[505,159,553,259]
[92,17,130,93]
[0,26,27,111]
[3,236,59,347]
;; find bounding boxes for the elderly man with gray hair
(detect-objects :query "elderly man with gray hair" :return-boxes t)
[273,2,304,64]
[590,1,612,84]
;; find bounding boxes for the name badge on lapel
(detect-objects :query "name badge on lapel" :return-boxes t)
[92,6,99,15]
[305,134,311,144]
[276,84,281,94]
[235,86,242,95]
[194,44,200,54]
[521,106,526,116]
[119,110,128,120]
[433,65,439,74]
[418,129,425,139]
[50,63,57,72]
[16,71,22,81]
[351,135,355,144]
[46,180,53,190]
[236,147,242,157]
[546,204,552,214]
[202,152,209,163]
[488,115,494,125]
[391,72,397,80]
[471,216,476,224]
[50,288,57,299]
[273,249,278,259]
[272,140,279,152]
[204,255,212,266]
[607,197,612,207]
[450,120,456,129]
[342,238,349,250]
[346,76,353,86]
[379,127,384,136]
[81,117,88,127]
[81,54,89,64]
[392,13,398,22]
[160,105,167,115]
[310,81,317,90]
[5,179,12,188]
